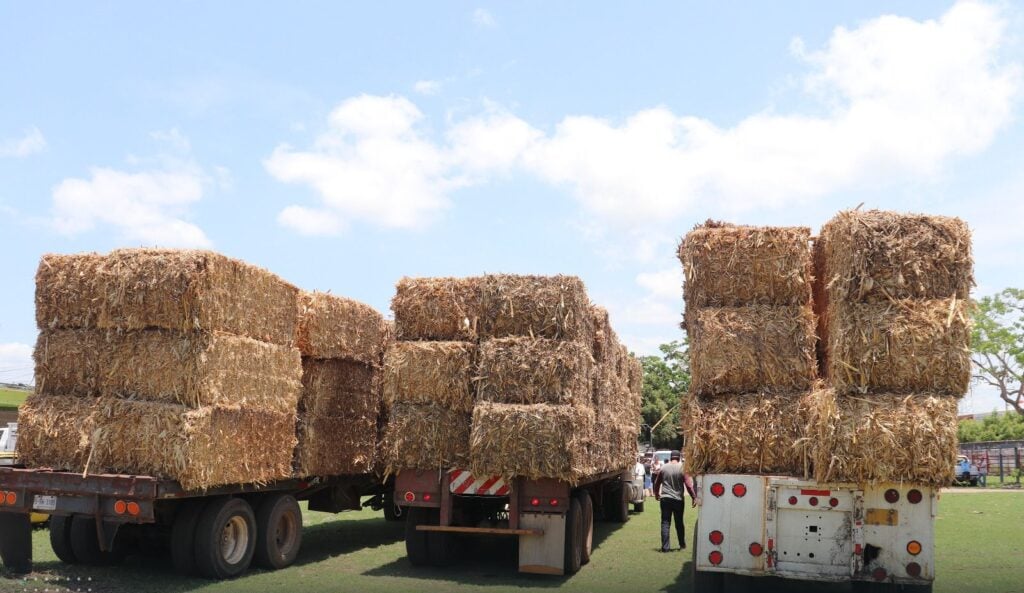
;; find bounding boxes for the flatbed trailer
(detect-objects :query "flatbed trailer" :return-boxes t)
[0,465,397,579]
[394,466,644,575]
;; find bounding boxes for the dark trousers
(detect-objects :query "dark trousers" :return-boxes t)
[660,497,685,551]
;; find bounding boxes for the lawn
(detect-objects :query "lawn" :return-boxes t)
[0,387,30,411]
[2,491,1021,593]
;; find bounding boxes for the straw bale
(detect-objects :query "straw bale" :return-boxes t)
[35,253,105,330]
[296,291,386,363]
[590,306,619,365]
[808,388,958,487]
[300,358,378,418]
[682,391,813,477]
[689,305,817,396]
[383,403,471,472]
[477,337,593,407]
[819,210,973,303]
[34,329,302,413]
[382,341,475,412]
[17,395,296,491]
[392,277,481,341]
[470,403,596,483]
[479,274,592,341]
[825,298,971,395]
[591,422,640,474]
[679,222,813,308]
[98,249,299,344]
[626,355,643,396]
[294,414,377,477]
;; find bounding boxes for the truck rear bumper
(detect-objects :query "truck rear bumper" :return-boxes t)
[416,525,542,536]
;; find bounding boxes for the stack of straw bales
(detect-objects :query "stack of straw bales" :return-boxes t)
[383,275,641,483]
[680,222,817,476]
[293,292,388,477]
[812,210,972,486]
[20,250,302,490]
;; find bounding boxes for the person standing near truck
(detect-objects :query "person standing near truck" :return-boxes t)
[653,451,696,552]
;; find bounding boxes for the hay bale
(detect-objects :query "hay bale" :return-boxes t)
[295,414,377,477]
[17,395,296,491]
[808,388,958,487]
[819,210,972,303]
[590,306,619,365]
[679,222,813,308]
[382,342,475,412]
[392,277,481,341]
[626,355,643,396]
[98,249,298,344]
[296,291,386,363]
[470,403,595,483]
[682,391,813,477]
[35,253,105,330]
[476,337,593,406]
[825,299,971,395]
[383,403,470,472]
[689,305,817,396]
[591,422,640,474]
[34,329,302,413]
[299,358,378,418]
[479,274,592,341]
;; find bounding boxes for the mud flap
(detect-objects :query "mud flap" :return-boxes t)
[518,512,564,575]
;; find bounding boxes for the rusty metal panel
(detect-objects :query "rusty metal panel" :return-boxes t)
[865,508,899,526]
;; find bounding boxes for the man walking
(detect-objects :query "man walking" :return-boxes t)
[653,450,696,552]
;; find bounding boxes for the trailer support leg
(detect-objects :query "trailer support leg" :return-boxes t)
[0,513,33,574]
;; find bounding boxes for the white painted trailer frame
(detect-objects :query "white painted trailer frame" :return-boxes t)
[693,474,936,593]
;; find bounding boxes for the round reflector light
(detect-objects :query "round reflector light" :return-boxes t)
[530,498,540,507]
[873,567,888,582]
[907,541,922,556]
[710,482,725,497]
[404,491,416,503]
[906,562,922,578]
[809,497,819,507]
[907,489,923,504]
[749,542,763,556]
[549,498,559,506]
[4,491,15,506]
[885,489,900,504]
[732,483,747,497]
[829,497,839,508]
[709,551,723,566]
[709,530,724,545]
[126,501,140,516]
[114,500,127,515]
[422,493,432,502]
[788,496,798,505]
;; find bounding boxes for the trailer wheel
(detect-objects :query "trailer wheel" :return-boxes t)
[48,515,77,564]
[253,494,303,570]
[634,500,645,513]
[427,530,459,567]
[405,506,434,567]
[69,516,123,565]
[194,497,257,579]
[171,499,208,576]
[574,490,594,565]
[605,483,629,523]
[692,520,723,593]
[564,497,584,575]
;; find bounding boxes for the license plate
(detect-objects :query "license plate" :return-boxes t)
[33,495,57,511]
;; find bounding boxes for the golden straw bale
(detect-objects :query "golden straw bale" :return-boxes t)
[295,414,377,477]
[392,277,481,341]
[299,358,379,418]
[808,388,958,487]
[679,222,813,308]
[470,403,596,483]
[296,291,386,363]
[476,337,593,406]
[382,341,475,412]
[16,395,94,470]
[479,274,592,341]
[383,403,471,472]
[682,391,813,477]
[825,299,971,395]
[35,253,105,330]
[819,210,973,303]
[591,421,640,474]
[590,306,619,365]
[689,305,817,396]
[34,329,302,413]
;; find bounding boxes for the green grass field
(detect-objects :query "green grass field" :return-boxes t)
[2,491,1021,593]
[0,387,30,411]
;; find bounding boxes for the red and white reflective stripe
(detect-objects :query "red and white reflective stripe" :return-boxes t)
[800,488,831,496]
[448,469,510,496]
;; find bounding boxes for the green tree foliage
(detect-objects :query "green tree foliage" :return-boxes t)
[972,288,1024,414]
[639,340,690,449]
[958,412,1024,443]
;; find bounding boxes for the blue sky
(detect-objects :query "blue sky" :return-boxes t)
[1,1,1021,414]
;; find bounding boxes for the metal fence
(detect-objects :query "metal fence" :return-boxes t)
[959,440,1023,484]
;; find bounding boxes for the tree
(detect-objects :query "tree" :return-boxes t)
[639,340,690,449]
[972,288,1024,414]
[958,412,1024,442]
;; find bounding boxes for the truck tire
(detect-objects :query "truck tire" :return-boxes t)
[634,500,645,513]
[606,483,629,523]
[49,515,77,564]
[405,506,434,567]
[69,516,123,565]
[692,521,724,593]
[427,530,458,567]
[564,498,584,575]
[171,499,208,576]
[253,494,303,570]
[574,490,594,565]
[194,497,257,579]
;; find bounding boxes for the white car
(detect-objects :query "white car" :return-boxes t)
[0,422,17,466]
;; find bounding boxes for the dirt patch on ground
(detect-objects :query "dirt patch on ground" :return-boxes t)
[0,410,17,424]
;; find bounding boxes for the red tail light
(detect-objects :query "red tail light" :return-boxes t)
[788,496,798,505]
[749,542,763,556]
[732,483,747,497]
[709,551,723,565]
[884,489,900,504]
[549,498,559,507]
[906,562,922,577]
[709,530,724,545]
[829,497,839,508]
[422,493,432,502]
[709,482,725,497]
[907,489,923,504]
[530,498,540,507]
[873,567,888,581]
[808,497,819,507]
[404,491,415,503]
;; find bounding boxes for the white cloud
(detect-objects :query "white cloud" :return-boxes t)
[277,205,344,236]
[472,8,496,28]
[636,267,683,301]
[414,80,442,96]
[447,109,542,174]
[0,127,46,158]
[0,342,33,386]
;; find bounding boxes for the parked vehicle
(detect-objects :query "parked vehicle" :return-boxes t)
[692,474,935,592]
[395,466,642,575]
[0,423,16,467]
[955,455,981,486]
